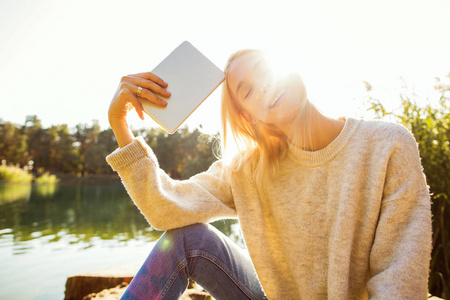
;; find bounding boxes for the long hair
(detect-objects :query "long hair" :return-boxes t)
[221,49,314,200]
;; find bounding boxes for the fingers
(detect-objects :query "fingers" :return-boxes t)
[120,81,168,110]
[122,72,171,99]
[126,88,145,120]
[137,86,168,107]
[132,72,168,88]
[142,80,172,98]
[111,72,170,123]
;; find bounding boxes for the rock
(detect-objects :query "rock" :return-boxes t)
[81,281,212,300]
[180,281,213,300]
[180,289,212,300]
[64,264,138,300]
[65,265,213,300]
[82,282,128,300]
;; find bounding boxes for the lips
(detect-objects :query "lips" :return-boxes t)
[269,89,286,109]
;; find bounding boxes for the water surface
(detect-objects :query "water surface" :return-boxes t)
[0,183,241,300]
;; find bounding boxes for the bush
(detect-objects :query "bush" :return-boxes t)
[34,172,60,185]
[0,163,33,183]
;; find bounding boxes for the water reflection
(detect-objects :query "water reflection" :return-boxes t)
[1,184,152,249]
[0,183,32,203]
[0,183,241,253]
[0,183,242,299]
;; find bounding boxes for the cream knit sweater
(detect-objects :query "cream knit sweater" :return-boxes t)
[106,117,432,299]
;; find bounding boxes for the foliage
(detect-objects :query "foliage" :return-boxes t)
[0,122,28,167]
[0,163,33,183]
[367,74,450,298]
[135,127,218,179]
[34,172,60,185]
[0,118,218,181]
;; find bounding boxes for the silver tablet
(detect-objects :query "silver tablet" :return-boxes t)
[140,41,225,133]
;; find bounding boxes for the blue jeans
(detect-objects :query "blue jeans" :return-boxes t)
[121,223,267,300]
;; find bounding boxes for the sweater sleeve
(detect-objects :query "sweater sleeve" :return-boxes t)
[367,126,432,299]
[106,137,237,230]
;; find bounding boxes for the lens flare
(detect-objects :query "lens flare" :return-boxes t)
[264,50,298,83]
[157,236,173,252]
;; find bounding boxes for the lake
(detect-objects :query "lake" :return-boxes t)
[0,183,242,300]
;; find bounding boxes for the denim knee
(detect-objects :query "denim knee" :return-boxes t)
[162,223,267,300]
[165,223,210,241]
[152,223,211,256]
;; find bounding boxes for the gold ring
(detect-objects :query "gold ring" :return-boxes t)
[136,86,143,98]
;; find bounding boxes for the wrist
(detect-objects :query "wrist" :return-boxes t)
[109,117,134,148]
[109,113,128,127]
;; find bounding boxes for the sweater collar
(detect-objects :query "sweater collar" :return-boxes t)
[287,117,360,166]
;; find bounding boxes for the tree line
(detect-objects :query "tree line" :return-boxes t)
[0,116,218,180]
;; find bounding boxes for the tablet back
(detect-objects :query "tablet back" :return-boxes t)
[140,41,225,133]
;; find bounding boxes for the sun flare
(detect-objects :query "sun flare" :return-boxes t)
[263,50,299,83]
[262,47,360,119]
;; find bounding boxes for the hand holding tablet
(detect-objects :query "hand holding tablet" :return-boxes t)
[109,41,223,147]
[140,41,225,133]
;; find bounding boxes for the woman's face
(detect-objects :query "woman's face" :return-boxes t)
[226,52,307,131]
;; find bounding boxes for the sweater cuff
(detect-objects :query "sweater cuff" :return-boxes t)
[106,136,156,171]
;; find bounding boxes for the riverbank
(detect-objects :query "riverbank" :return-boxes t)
[1,164,121,185]
[1,174,121,188]
[56,174,121,185]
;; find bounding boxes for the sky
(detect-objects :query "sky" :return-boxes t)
[1,0,449,134]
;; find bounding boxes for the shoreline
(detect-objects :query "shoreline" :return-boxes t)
[1,174,121,186]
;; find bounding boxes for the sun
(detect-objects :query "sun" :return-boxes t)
[263,50,299,83]
[263,47,359,119]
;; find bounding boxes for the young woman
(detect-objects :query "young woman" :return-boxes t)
[107,50,432,299]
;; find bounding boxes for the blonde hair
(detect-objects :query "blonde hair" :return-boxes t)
[221,49,314,199]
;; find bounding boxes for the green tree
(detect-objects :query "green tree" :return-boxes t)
[25,116,51,173]
[143,127,217,179]
[0,115,218,180]
[75,121,101,175]
[183,130,218,178]
[84,128,119,175]
[0,121,28,166]
[53,124,81,174]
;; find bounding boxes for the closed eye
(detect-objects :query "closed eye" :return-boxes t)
[244,87,253,100]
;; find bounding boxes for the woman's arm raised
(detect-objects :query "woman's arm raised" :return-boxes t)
[106,73,236,230]
[108,72,171,148]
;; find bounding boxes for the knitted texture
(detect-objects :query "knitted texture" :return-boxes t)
[106,118,432,299]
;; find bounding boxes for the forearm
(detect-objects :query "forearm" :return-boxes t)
[106,138,236,230]
[109,117,134,148]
